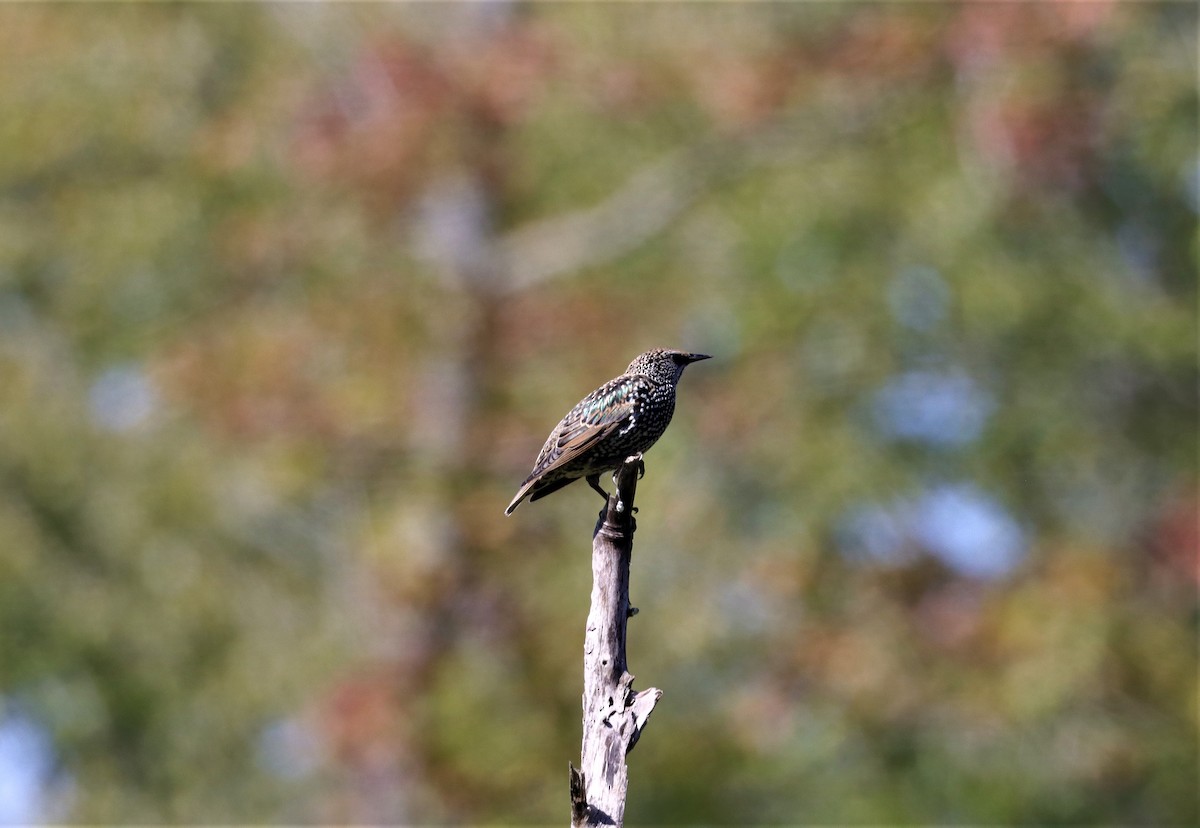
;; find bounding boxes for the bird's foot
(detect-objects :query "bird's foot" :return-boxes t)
[626,453,646,479]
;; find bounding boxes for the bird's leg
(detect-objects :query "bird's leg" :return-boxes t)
[588,470,609,523]
[587,473,611,523]
[613,453,645,515]
[609,454,645,517]
[586,473,610,502]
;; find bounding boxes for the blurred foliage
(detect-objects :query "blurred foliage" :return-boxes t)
[0,2,1195,825]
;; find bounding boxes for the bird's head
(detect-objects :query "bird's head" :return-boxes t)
[626,348,712,385]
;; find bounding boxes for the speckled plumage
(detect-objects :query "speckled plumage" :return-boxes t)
[505,349,711,515]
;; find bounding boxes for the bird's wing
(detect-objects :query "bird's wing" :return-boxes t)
[505,376,643,515]
[530,376,641,479]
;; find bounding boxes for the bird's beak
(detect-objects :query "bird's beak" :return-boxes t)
[684,353,712,363]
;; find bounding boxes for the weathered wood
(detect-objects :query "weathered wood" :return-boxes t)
[571,455,662,828]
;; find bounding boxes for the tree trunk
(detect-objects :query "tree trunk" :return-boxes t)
[569,456,662,827]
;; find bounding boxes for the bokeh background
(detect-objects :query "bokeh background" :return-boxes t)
[0,2,1196,824]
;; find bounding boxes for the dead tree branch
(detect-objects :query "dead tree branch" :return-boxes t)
[569,456,662,827]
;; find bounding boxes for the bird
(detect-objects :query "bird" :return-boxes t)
[505,348,711,515]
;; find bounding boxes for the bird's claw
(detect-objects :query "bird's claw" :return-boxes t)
[626,453,646,479]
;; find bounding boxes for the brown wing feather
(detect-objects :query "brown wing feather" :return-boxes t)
[538,418,623,479]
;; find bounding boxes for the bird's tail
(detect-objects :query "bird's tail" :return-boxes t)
[505,474,580,515]
[504,477,537,515]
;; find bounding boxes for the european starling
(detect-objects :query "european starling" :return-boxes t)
[505,348,711,515]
